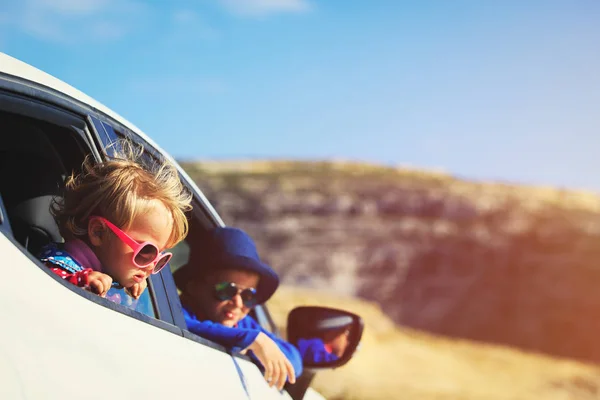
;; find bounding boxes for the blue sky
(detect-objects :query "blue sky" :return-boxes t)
[1,0,599,191]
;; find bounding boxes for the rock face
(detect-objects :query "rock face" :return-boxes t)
[180,160,600,364]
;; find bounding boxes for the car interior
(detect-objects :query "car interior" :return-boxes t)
[0,110,84,256]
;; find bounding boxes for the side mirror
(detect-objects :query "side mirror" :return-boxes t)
[287,306,364,369]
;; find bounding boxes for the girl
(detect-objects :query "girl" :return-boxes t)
[39,140,192,303]
[174,226,302,391]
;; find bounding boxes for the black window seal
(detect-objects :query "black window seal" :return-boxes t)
[147,272,173,324]
[160,260,189,329]
[87,115,114,148]
[0,90,85,128]
[181,328,230,352]
[181,323,278,361]
[0,72,112,125]
[0,192,12,236]
[231,351,254,363]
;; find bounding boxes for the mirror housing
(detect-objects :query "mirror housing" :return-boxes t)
[287,306,364,369]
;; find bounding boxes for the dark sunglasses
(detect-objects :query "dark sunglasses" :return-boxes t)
[213,282,258,308]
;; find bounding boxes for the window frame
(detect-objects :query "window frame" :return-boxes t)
[0,77,184,337]
[0,192,12,237]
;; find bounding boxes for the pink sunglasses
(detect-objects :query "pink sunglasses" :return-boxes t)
[91,216,172,274]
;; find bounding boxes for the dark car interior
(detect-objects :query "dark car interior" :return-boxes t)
[0,111,86,256]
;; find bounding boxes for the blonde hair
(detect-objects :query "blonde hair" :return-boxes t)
[52,139,192,249]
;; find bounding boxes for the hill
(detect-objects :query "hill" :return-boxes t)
[180,159,600,364]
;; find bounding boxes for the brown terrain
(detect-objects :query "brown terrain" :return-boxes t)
[180,160,600,368]
[271,285,600,400]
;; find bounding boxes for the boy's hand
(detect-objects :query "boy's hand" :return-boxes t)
[126,279,148,299]
[246,332,296,390]
[86,271,113,297]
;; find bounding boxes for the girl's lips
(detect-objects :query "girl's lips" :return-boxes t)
[132,274,144,283]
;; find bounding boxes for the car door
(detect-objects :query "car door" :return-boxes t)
[0,80,255,400]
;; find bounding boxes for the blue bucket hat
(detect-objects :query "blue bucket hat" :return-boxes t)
[174,227,279,305]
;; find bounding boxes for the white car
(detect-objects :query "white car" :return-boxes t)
[0,52,362,400]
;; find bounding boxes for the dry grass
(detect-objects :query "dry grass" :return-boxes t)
[271,286,600,400]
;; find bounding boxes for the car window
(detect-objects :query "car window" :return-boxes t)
[251,305,277,335]
[0,104,158,320]
[170,239,190,277]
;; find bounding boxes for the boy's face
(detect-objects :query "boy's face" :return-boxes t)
[188,269,260,327]
[90,199,173,288]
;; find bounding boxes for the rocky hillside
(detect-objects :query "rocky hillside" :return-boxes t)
[180,160,600,364]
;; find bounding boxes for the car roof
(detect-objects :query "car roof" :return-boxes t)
[0,51,224,226]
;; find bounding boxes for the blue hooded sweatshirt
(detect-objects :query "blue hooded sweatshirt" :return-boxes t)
[296,338,340,363]
[183,307,303,379]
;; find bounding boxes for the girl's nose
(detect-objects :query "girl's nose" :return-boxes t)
[142,262,155,276]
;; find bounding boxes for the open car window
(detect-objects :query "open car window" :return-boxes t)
[0,91,164,323]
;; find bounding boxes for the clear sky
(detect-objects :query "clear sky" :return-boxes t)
[1,0,599,191]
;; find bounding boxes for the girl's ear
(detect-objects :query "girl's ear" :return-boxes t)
[88,218,106,246]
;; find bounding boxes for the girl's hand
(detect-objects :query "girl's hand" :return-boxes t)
[246,332,296,390]
[126,279,148,299]
[86,271,113,297]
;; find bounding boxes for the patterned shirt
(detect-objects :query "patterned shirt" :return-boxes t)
[39,243,94,287]
[39,241,131,306]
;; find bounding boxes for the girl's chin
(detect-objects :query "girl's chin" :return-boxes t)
[117,276,136,288]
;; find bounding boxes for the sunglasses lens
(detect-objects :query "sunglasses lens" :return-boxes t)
[153,253,172,274]
[241,288,258,308]
[214,282,238,301]
[134,244,158,266]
